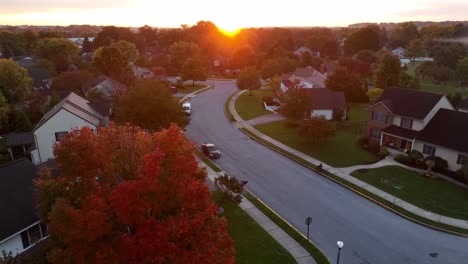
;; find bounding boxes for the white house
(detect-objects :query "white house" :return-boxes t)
[131,64,154,80]
[0,159,48,256]
[391,47,406,59]
[30,92,111,165]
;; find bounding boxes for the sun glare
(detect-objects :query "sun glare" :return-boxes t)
[218,26,241,38]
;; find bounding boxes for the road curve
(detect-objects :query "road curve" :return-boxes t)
[185,80,468,264]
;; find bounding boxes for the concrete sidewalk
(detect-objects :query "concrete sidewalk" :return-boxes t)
[246,114,287,126]
[199,159,317,264]
[229,90,468,230]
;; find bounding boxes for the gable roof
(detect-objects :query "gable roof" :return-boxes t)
[82,75,126,99]
[283,67,327,88]
[417,109,468,153]
[34,92,105,131]
[458,98,468,110]
[0,159,38,242]
[6,132,34,147]
[373,87,445,119]
[305,88,347,110]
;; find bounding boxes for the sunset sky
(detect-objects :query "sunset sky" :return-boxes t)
[1,0,467,29]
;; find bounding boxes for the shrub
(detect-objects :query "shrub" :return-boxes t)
[424,156,448,170]
[368,142,381,154]
[214,174,244,205]
[455,169,465,182]
[408,150,423,161]
[262,95,274,105]
[297,117,336,143]
[378,147,389,157]
[356,135,369,147]
[395,154,410,164]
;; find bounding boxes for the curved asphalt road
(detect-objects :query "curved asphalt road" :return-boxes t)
[185,80,468,264]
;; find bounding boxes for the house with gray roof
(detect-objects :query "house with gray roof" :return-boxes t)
[30,92,111,165]
[82,75,127,101]
[0,159,47,256]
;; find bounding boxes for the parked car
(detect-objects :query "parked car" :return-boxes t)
[182,102,191,115]
[201,143,221,159]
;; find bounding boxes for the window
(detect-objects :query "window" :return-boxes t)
[423,144,436,156]
[400,118,413,129]
[370,128,382,139]
[55,131,68,141]
[20,223,46,249]
[372,111,387,123]
[457,154,467,165]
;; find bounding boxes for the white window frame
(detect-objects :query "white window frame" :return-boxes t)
[372,111,387,123]
[457,154,467,165]
[423,144,436,156]
[55,131,68,141]
[400,117,413,129]
[370,128,382,139]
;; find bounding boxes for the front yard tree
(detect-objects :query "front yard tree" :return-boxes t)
[35,38,80,73]
[110,40,139,63]
[93,46,134,86]
[181,56,207,86]
[236,67,261,95]
[298,117,336,143]
[280,85,313,119]
[375,52,401,89]
[366,88,384,102]
[36,124,235,263]
[115,79,188,131]
[326,67,366,102]
[0,59,32,104]
[169,41,200,72]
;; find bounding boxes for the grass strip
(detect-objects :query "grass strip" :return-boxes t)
[194,148,223,172]
[244,192,330,264]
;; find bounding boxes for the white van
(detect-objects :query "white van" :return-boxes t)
[182,102,191,115]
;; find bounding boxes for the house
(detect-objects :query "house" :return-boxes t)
[305,88,347,120]
[27,68,52,92]
[278,67,327,95]
[5,132,34,161]
[82,75,127,101]
[131,64,154,80]
[391,47,406,59]
[412,109,468,171]
[368,88,454,152]
[0,159,47,256]
[294,47,320,57]
[458,98,468,113]
[11,56,34,69]
[30,92,111,165]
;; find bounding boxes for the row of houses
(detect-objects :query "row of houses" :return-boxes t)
[368,87,468,171]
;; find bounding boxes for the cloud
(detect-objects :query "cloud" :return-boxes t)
[388,1,468,20]
[1,0,133,13]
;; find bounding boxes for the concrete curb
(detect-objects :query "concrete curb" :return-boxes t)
[227,90,468,238]
[178,85,213,104]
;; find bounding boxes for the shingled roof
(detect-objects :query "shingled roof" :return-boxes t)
[0,159,38,242]
[305,88,347,111]
[372,87,445,119]
[417,109,468,153]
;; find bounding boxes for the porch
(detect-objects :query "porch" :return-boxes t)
[380,125,418,153]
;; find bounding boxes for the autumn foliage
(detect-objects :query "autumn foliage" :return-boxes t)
[36,123,235,264]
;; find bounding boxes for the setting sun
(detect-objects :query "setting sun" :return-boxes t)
[218,26,242,38]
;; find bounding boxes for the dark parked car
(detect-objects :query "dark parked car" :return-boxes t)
[201,143,221,159]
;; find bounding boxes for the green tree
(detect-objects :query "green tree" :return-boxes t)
[447,92,463,107]
[280,85,313,120]
[93,46,134,86]
[261,57,297,80]
[181,57,207,86]
[0,59,32,104]
[82,36,92,53]
[214,174,244,205]
[0,31,26,58]
[408,76,421,90]
[298,117,336,143]
[12,110,32,132]
[355,49,378,64]
[375,52,401,89]
[35,38,80,73]
[390,22,419,47]
[0,93,9,129]
[169,41,200,72]
[430,43,467,69]
[456,57,468,85]
[344,25,380,55]
[115,80,189,131]
[404,39,425,60]
[326,67,366,102]
[92,26,138,49]
[110,40,139,63]
[236,67,261,95]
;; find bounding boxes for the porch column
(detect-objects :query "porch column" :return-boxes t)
[379,133,384,146]
[23,145,26,155]
[8,147,13,160]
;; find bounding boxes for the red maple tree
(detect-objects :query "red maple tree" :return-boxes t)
[36,123,235,264]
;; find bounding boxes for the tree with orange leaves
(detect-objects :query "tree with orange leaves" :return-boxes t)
[36,123,235,264]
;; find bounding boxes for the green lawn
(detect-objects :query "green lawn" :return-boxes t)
[405,62,467,96]
[178,84,207,94]
[254,103,377,167]
[235,89,276,121]
[255,121,377,167]
[223,202,296,264]
[351,166,468,219]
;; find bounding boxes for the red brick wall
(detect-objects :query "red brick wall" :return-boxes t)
[367,103,392,143]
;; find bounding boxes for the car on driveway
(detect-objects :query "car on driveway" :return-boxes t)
[201,143,221,159]
[182,102,191,115]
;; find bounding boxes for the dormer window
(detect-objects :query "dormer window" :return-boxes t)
[400,118,413,129]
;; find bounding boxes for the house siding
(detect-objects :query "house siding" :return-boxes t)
[459,108,468,113]
[413,140,467,171]
[33,109,97,165]
[0,234,23,256]
[311,110,333,120]
[367,104,392,143]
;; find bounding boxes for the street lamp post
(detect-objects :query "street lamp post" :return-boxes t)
[336,241,344,264]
